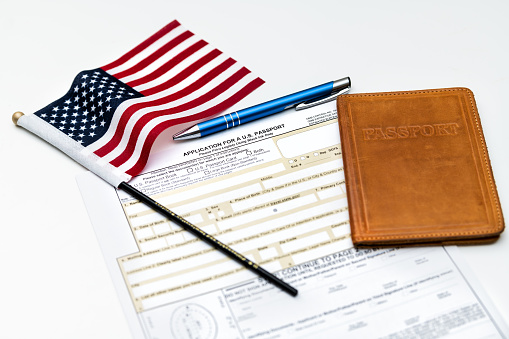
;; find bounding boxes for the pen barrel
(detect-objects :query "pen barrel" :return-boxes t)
[198,82,334,137]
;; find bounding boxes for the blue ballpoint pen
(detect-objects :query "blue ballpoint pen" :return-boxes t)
[173,77,351,140]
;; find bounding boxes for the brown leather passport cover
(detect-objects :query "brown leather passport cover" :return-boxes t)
[337,88,504,246]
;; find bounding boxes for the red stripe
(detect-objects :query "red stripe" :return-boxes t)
[93,57,236,158]
[111,30,194,80]
[126,39,208,89]
[102,20,181,72]
[109,67,252,167]
[124,77,265,176]
[140,49,223,96]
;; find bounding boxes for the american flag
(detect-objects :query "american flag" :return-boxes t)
[18,20,264,187]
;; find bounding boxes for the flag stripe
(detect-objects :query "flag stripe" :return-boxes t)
[105,24,189,77]
[102,20,182,72]
[109,67,252,167]
[120,57,235,135]
[137,48,223,96]
[126,39,208,90]
[115,33,208,91]
[95,61,246,161]
[123,77,265,176]
[132,46,222,95]
[112,30,195,80]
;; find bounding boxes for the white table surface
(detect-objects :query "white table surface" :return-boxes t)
[1,1,508,338]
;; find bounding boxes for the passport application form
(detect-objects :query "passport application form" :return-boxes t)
[77,101,508,338]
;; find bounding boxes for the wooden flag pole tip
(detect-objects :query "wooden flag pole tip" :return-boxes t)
[12,112,24,126]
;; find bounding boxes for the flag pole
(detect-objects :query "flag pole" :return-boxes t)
[13,111,298,297]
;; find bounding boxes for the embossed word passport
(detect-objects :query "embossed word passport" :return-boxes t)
[337,88,504,246]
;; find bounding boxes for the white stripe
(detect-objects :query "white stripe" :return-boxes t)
[17,114,131,187]
[132,52,231,100]
[117,73,258,172]
[132,43,218,93]
[86,59,242,154]
[98,63,248,163]
[117,34,204,84]
[107,25,188,76]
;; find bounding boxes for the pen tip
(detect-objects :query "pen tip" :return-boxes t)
[173,125,201,140]
[172,128,187,140]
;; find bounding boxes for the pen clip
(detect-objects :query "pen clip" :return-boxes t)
[295,87,350,111]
